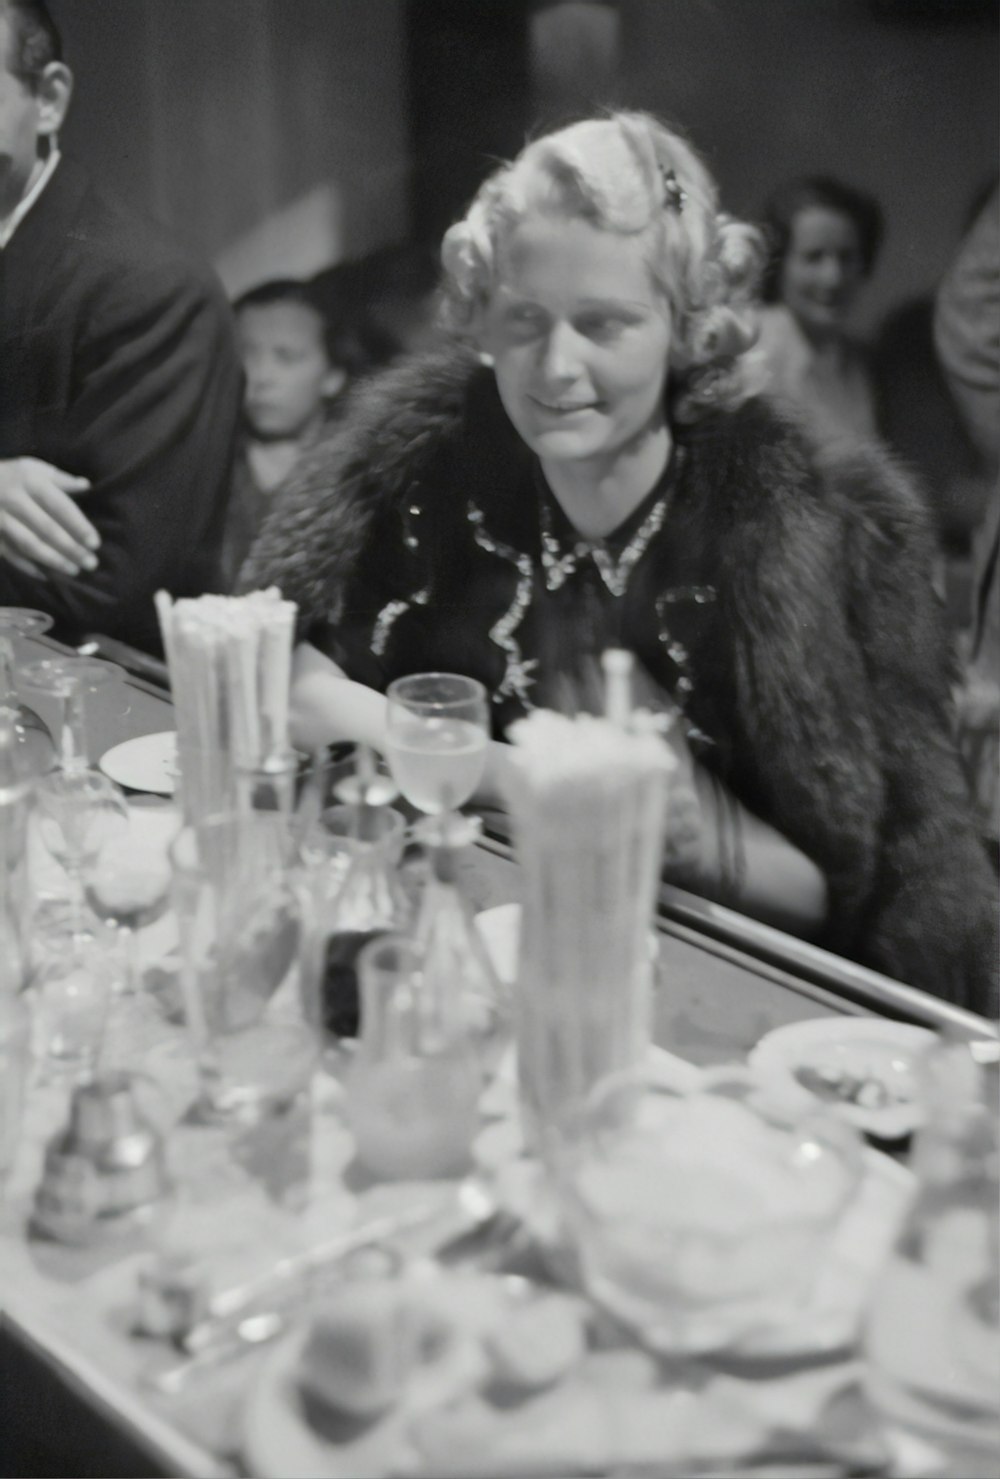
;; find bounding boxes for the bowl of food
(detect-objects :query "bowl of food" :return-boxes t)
[551,1069,864,1355]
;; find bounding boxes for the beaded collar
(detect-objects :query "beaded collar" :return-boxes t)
[536,449,683,598]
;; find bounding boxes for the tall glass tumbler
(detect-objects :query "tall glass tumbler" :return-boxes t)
[170,812,318,1121]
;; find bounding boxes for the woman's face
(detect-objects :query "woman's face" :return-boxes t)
[481,215,672,470]
[238,302,344,440]
[779,205,866,336]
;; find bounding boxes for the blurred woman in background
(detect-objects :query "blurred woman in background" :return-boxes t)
[756,176,883,449]
[220,278,385,589]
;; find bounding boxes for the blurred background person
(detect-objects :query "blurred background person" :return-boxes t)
[934,182,1000,856]
[755,175,883,449]
[220,277,394,590]
[871,180,999,639]
[0,0,240,655]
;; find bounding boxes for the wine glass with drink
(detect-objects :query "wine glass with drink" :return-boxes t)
[384,673,490,841]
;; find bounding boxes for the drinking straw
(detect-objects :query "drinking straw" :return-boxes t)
[259,599,295,760]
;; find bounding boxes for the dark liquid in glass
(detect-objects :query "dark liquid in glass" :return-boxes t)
[320,928,389,1039]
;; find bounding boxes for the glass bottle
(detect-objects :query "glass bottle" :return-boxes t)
[864,1035,1000,1479]
[413,814,508,1082]
[301,797,412,1045]
[0,707,34,1187]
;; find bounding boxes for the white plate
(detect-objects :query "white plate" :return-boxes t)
[99,731,177,795]
[749,1017,936,1140]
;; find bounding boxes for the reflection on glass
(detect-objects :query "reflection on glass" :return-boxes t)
[0,607,56,778]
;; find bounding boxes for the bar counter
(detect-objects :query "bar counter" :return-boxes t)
[3,635,995,1478]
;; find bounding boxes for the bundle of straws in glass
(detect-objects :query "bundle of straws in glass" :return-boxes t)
[502,651,676,1141]
[155,587,297,822]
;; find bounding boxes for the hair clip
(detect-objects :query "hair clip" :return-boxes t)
[660,166,686,214]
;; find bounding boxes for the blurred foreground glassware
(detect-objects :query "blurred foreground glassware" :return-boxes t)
[33,768,129,935]
[413,813,508,1083]
[18,654,123,772]
[864,1037,1000,1479]
[82,804,174,995]
[170,812,317,1122]
[33,925,118,1080]
[301,798,411,1045]
[0,607,56,778]
[31,1069,170,1244]
[553,1069,861,1354]
[0,707,33,1188]
[345,934,481,1179]
[236,747,301,825]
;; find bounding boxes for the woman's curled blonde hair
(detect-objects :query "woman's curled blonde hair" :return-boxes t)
[440,111,765,419]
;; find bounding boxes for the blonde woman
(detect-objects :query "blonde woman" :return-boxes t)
[241,113,996,1012]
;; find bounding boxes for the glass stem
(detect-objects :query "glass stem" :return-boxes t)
[61,684,88,772]
[65,859,87,935]
[120,924,141,996]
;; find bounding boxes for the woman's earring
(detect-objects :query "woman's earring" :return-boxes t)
[478,351,495,368]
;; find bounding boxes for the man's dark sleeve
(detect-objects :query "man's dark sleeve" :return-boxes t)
[0,258,242,653]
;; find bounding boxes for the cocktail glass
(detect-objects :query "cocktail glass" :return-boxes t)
[384,673,489,842]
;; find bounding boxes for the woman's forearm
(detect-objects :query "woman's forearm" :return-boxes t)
[683,766,829,935]
[289,642,390,751]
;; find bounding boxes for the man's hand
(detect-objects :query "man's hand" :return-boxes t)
[0,458,100,576]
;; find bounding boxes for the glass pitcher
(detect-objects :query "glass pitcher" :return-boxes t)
[413,815,508,1083]
[345,933,481,1180]
[300,800,412,1045]
[864,1036,1000,1479]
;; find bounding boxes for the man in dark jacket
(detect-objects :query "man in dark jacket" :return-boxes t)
[0,0,240,654]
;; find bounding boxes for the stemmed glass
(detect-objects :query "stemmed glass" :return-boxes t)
[82,807,175,996]
[384,673,490,841]
[33,769,129,937]
[0,607,57,778]
[17,654,124,773]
